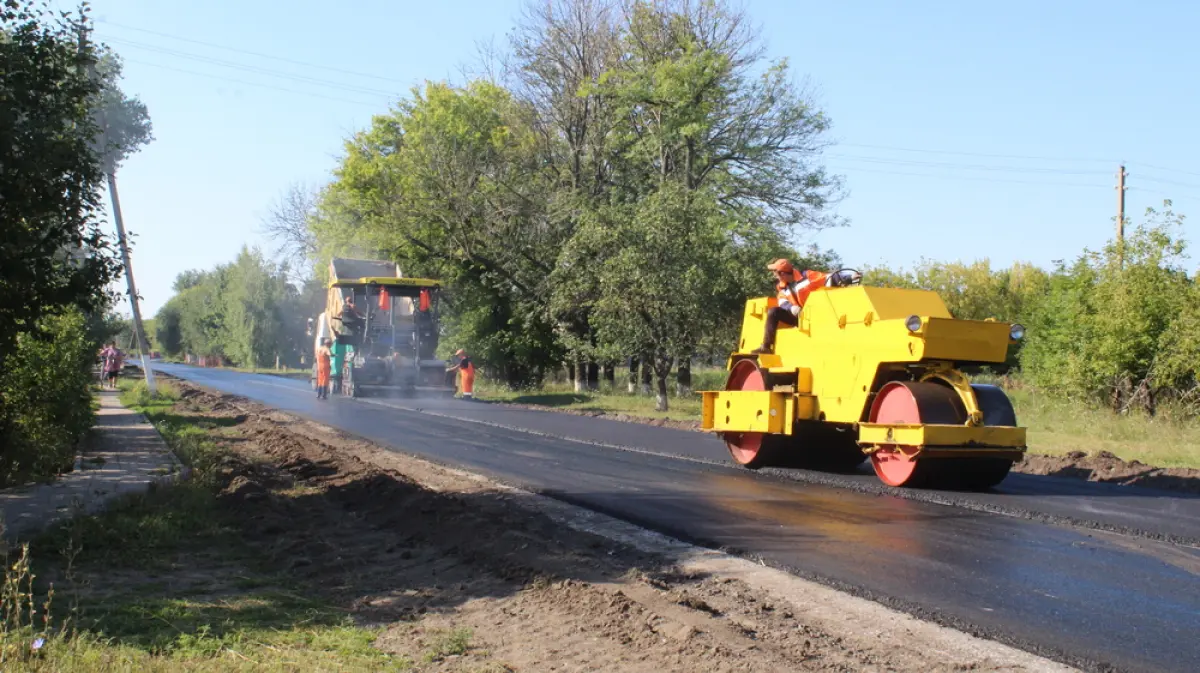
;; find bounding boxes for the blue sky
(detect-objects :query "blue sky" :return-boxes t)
[70,0,1200,316]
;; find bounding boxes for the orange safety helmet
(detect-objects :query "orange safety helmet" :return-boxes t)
[767,258,795,275]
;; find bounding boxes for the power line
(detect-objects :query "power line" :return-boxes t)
[1125,161,1200,179]
[835,141,1115,164]
[825,163,1108,188]
[98,34,398,98]
[95,18,412,85]
[839,143,1200,182]
[122,58,385,107]
[1128,173,1200,192]
[828,153,1109,176]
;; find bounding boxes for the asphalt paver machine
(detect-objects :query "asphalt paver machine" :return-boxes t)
[309,258,455,398]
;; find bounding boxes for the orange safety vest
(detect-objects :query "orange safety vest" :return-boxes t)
[776,270,829,312]
[459,357,475,393]
[316,348,332,386]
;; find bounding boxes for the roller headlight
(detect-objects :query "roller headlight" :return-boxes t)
[1010,323,1026,340]
[905,315,923,332]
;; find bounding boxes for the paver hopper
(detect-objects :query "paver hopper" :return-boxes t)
[699,272,1028,489]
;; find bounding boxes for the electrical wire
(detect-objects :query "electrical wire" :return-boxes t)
[98,34,399,98]
[835,141,1115,164]
[96,19,1200,187]
[121,57,384,106]
[1127,173,1200,192]
[825,163,1108,188]
[827,153,1109,176]
[1126,162,1200,179]
[95,18,412,85]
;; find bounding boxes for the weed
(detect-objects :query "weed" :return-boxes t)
[422,627,472,662]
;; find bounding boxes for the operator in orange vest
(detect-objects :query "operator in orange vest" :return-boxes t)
[751,259,859,355]
[447,349,476,399]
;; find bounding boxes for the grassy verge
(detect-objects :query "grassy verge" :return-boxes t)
[0,379,407,671]
[474,369,726,423]
[479,370,1200,469]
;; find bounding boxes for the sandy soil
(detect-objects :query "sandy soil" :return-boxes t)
[149,379,1074,672]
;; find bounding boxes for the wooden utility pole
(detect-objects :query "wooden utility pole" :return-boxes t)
[1116,164,1127,268]
[1116,164,1127,240]
[108,173,157,394]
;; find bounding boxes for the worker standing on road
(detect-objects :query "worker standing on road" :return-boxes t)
[315,338,333,399]
[751,259,860,355]
[446,349,475,399]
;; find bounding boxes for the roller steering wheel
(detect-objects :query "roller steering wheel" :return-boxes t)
[833,268,863,287]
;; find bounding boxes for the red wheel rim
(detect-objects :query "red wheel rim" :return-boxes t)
[867,381,966,487]
[724,359,766,465]
[868,382,923,486]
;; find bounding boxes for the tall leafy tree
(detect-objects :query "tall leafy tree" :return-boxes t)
[565,0,842,409]
[314,81,565,385]
[508,0,624,387]
[1,1,122,484]
[0,2,121,361]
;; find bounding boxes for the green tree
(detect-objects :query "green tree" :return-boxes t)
[314,80,564,386]
[1,2,123,484]
[223,247,290,368]
[564,0,841,409]
[0,2,121,359]
[1021,203,1191,412]
[507,0,624,387]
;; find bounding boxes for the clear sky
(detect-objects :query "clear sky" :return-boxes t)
[67,0,1200,316]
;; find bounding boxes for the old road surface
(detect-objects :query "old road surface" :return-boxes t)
[149,363,1200,673]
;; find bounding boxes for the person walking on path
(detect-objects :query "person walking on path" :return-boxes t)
[100,342,124,390]
[315,338,333,399]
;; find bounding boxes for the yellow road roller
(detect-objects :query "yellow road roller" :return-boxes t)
[700,271,1027,490]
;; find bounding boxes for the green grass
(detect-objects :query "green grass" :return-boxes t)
[4,380,408,672]
[475,368,726,423]
[479,369,1200,469]
[420,627,473,663]
[1002,385,1200,468]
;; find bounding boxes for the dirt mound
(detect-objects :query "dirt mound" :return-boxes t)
[159,377,1054,672]
[1015,450,1200,494]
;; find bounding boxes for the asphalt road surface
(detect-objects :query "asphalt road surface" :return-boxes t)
[148,363,1200,673]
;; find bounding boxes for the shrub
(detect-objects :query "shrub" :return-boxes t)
[0,309,101,486]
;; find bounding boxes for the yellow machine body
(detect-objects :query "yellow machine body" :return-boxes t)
[700,284,1028,488]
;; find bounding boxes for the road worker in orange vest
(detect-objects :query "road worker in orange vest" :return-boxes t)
[751,259,860,355]
[447,349,476,399]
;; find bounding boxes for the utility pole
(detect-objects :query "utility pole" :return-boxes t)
[1116,164,1127,269]
[78,18,156,393]
[107,173,156,394]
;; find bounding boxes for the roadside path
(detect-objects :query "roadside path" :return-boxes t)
[0,390,182,542]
